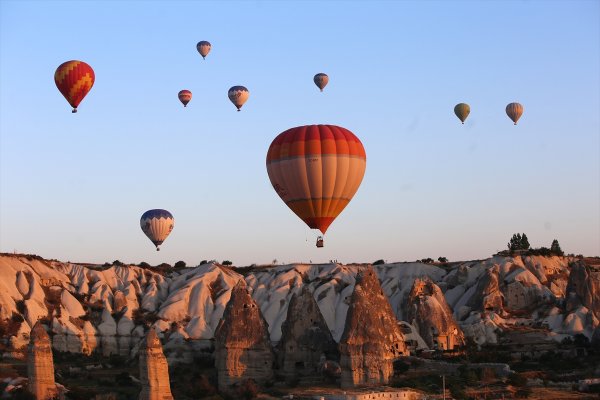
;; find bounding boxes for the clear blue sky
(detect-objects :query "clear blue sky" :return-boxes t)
[1,0,598,266]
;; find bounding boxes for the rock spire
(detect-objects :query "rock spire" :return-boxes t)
[214,281,274,392]
[339,266,407,388]
[138,329,173,400]
[278,286,338,382]
[27,322,58,400]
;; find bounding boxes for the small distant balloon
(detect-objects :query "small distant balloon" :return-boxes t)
[454,103,470,124]
[140,209,174,251]
[313,73,329,92]
[506,102,524,125]
[178,90,192,107]
[54,60,95,113]
[197,41,211,60]
[228,86,249,111]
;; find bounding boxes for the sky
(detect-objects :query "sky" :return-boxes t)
[1,0,599,267]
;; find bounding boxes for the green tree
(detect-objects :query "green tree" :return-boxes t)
[174,260,186,268]
[521,233,530,250]
[508,233,530,251]
[438,257,448,263]
[550,239,564,256]
[222,260,233,266]
[373,259,385,265]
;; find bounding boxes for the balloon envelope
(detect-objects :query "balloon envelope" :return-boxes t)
[454,103,470,124]
[54,60,95,113]
[314,73,329,92]
[197,41,211,59]
[266,125,367,234]
[140,209,174,250]
[178,90,192,107]
[506,102,524,125]
[228,86,249,111]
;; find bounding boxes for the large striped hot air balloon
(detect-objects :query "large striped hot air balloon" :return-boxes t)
[197,41,211,60]
[228,86,249,111]
[314,73,329,92]
[178,90,192,107]
[140,209,174,251]
[54,60,95,113]
[454,103,470,124]
[506,102,524,125]
[266,125,367,246]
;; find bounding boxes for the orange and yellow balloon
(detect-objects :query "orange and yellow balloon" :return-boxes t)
[266,124,367,236]
[506,102,524,125]
[54,60,95,113]
[178,90,192,107]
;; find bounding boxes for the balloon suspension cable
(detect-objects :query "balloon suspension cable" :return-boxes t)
[72,108,77,113]
[202,56,206,60]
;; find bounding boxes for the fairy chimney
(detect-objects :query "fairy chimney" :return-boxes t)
[27,322,58,400]
[138,329,173,400]
[214,281,274,392]
[339,266,408,388]
[278,286,338,381]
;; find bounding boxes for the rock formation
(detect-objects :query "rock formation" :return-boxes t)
[339,266,407,388]
[467,265,504,313]
[138,329,173,400]
[214,281,274,392]
[278,286,338,382]
[566,261,600,318]
[405,277,465,350]
[27,322,58,400]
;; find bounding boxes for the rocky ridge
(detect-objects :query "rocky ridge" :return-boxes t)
[1,253,599,363]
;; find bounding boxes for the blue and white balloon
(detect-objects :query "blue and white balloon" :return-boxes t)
[140,209,174,251]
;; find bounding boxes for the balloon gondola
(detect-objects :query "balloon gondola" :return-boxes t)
[316,236,324,248]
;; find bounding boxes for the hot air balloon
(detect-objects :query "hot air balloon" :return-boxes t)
[178,90,192,107]
[54,60,95,113]
[228,86,249,111]
[314,73,329,92]
[197,41,211,60]
[140,209,174,251]
[454,103,470,124]
[506,102,524,125]
[266,125,367,247]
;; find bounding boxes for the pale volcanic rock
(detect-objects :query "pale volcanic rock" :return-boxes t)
[214,281,274,391]
[278,286,338,380]
[339,266,407,389]
[138,329,174,400]
[566,261,600,318]
[466,265,504,313]
[27,322,58,400]
[404,278,465,350]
